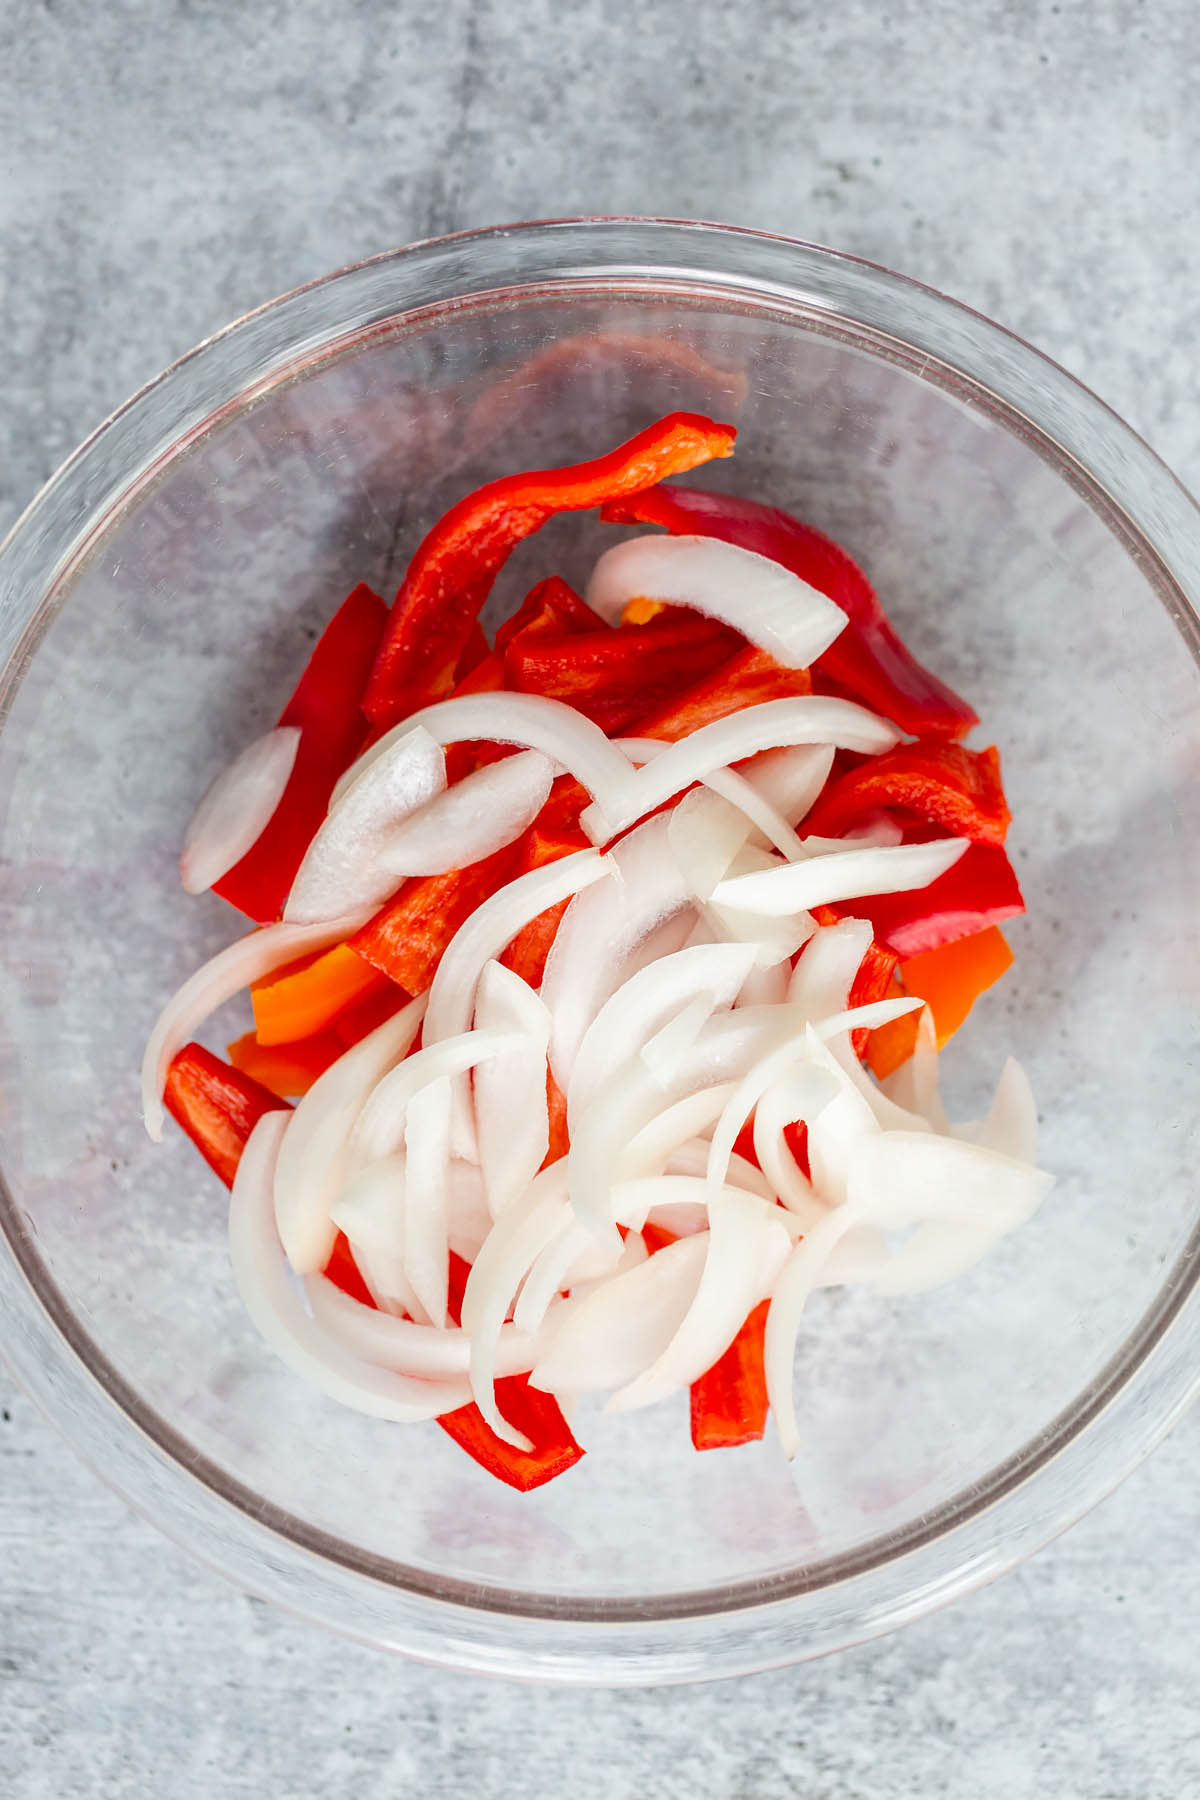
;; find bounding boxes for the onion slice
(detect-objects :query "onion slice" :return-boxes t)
[402,1074,453,1327]
[530,1234,710,1396]
[141,912,366,1141]
[284,725,446,923]
[181,726,301,895]
[303,1271,539,1378]
[273,994,426,1274]
[377,750,553,878]
[350,1027,529,1166]
[473,961,552,1219]
[586,535,847,667]
[580,697,900,843]
[229,1112,468,1421]
[713,837,970,917]
[741,743,836,826]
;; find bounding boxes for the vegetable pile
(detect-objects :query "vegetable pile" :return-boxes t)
[144,411,1051,1491]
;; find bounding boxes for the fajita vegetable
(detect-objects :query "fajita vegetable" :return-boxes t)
[145,412,1050,1490]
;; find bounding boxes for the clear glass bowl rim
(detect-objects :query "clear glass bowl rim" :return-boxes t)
[1,216,1197,1684]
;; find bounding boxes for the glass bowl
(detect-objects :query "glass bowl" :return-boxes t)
[1,219,1198,1685]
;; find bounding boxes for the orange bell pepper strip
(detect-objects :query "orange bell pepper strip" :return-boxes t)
[689,1300,771,1450]
[163,1043,290,1188]
[866,926,1015,1079]
[227,1027,346,1098]
[251,942,390,1046]
[213,582,387,922]
[362,412,737,730]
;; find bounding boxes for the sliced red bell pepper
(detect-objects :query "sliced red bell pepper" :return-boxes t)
[330,981,410,1048]
[689,1300,770,1451]
[803,742,1010,846]
[213,582,388,922]
[455,620,494,683]
[603,485,977,739]
[783,1120,811,1180]
[505,610,743,735]
[809,908,901,1058]
[640,1220,679,1256]
[349,842,521,994]
[628,643,813,742]
[323,1230,379,1308]
[363,413,737,729]
[835,841,1025,958]
[493,574,606,654]
[545,1071,570,1167]
[437,1373,584,1491]
[500,823,592,989]
[164,1042,290,1188]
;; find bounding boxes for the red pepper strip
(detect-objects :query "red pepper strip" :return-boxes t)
[501,824,592,989]
[602,486,977,739]
[803,742,1010,847]
[640,1221,679,1256]
[689,1300,770,1451]
[214,583,388,922]
[783,1120,811,1180]
[505,612,743,735]
[810,908,902,1058]
[437,1374,585,1491]
[446,1250,472,1327]
[323,1231,378,1308]
[363,413,737,730]
[627,643,813,743]
[833,842,1025,958]
[349,843,522,994]
[545,1072,570,1166]
[331,982,410,1049]
[493,574,606,654]
[455,620,493,682]
[163,1042,290,1188]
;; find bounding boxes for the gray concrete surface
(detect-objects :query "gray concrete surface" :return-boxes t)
[1,1,1198,1794]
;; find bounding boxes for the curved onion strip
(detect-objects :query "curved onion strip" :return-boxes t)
[882,1006,948,1132]
[801,1027,885,1206]
[284,725,446,923]
[425,849,607,1052]
[819,1226,890,1287]
[846,1131,1053,1234]
[741,743,836,827]
[707,1056,841,1193]
[788,920,875,1021]
[446,1160,493,1262]
[330,1155,406,1255]
[736,958,791,1009]
[472,962,551,1219]
[617,1084,737,1180]
[712,837,969,918]
[540,815,696,1090]
[586,535,847,667]
[619,737,806,863]
[567,940,754,1125]
[640,992,713,1084]
[377,750,553,879]
[954,1057,1039,1163]
[181,725,301,895]
[704,894,817,970]
[580,697,899,843]
[273,994,426,1274]
[350,1242,428,1322]
[752,1072,829,1226]
[606,1189,793,1413]
[665,787,756,902]
[229,1112,468,1421]
[462,1167,572,1449]
[350,1028,528,1166]
[511,1215,629,1336]
[870,1219,1005,1296]
[766,1206,866,1457]
[402,1075,453,1327]
[530,1235,710,1396]
[661,1137,774,1202]
[337,691,640,820]
[303,1271,539,1378]
[141,912,367,1142]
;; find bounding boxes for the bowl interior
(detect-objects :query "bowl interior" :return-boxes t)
[2,279,1199,1611]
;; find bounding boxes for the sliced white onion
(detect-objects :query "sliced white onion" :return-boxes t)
[402,1075,453,1328]
[882,1006,948,1132]
[180,725,301,895]
[619,737,806,864]
[753,1071,830,1225]
[766,1205,867,1457]
[787,919,875,1022]
[869,1219,1005,1296]
[540,815,696,1090]
[704,894,818,970]
[707,1053,840,1193]
[337,691,640,822]
[462,1166,572,1449]
[665,787,755,902]
[801,1026,885,1206]
[142,912,366,1142]
[586,535,848,667]
[229,1112,468,1421]
[954,1057,1039,1163]
[273,994,426,1274]
[713,837,969,918]
[330,1155,406,1255]
[617,1084,737,1179]
[530,1234,710,1396]
[472,961,551,1219]
[640,992,713,1084]
[741,743,836,826]
[511,1214,631,1336]
[606,1189,793,1412]
[580,697,899,843]
[350,1242,429,1323]
[284,726,446,923]
[846,1131,1053,1235]
[736,958,791,1009]
[662,1137,775,1202]
[350,1027,528,1166]
[304,1272,539,1377]
[377,750,553,878]
[446,1159,494,1261]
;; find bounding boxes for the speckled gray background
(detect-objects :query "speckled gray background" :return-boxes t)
[1,1,1198,1795]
